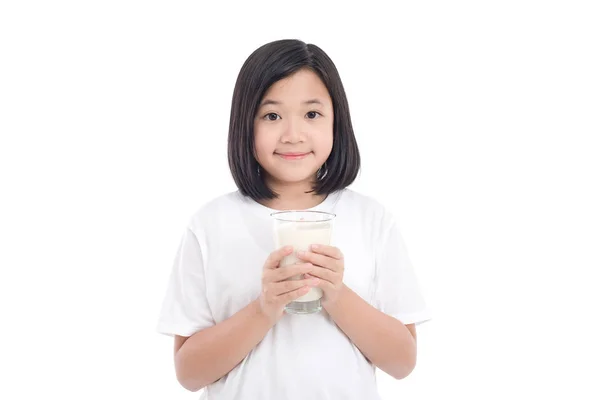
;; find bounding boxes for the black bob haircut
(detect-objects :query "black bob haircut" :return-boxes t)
[227,39,361,201]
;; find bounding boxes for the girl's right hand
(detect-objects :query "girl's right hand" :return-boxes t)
[258,246,319,323]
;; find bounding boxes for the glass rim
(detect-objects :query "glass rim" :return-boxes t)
[270,210,336,222]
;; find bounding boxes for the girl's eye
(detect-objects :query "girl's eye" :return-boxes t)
[306,111,321,119]
[264,113,280,121]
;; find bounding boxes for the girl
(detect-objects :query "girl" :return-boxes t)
[157,39,431,399]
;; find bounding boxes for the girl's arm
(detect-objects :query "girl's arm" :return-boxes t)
[298,245,420,380]
[173,249,316,392]
[324,285,418,380]
[173,299,273,392]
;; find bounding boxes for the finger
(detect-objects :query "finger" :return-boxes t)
[264,246,294,269]
[270,263,314,282]
[279,285,311,304]
[271,278,319,296]
[303,266,336,284]
[296,250,338,272]
[308,244,343,260]
[312,277,335,292]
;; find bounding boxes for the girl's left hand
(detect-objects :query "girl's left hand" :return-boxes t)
[296,244,345,305]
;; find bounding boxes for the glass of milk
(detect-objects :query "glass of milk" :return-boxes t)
[271,210,336,314]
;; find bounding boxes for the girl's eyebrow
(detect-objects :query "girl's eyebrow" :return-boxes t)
[259,98,325,107]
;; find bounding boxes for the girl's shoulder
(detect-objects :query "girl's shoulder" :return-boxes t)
[336,188,399,232]
[337,188,394,218]
[339,188,384,208]
[186,190,243,230]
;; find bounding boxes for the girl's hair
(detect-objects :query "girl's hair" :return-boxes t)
[227,39,361,201]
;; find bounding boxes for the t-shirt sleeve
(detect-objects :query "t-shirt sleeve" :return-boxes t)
[372,218,432,326]
[156,226,215,337]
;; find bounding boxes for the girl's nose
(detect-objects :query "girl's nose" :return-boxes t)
[281,117,306,143]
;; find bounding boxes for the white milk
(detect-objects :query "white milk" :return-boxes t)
[274,221,332,302]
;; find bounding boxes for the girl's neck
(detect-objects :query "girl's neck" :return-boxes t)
[259,178,326,211]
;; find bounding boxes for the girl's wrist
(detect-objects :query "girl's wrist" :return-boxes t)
[321,284,348,311]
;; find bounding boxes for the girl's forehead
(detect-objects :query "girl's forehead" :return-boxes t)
[261,70,331,106]
[269,70,326,91]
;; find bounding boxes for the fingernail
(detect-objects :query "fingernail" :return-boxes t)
[311,244,319,250]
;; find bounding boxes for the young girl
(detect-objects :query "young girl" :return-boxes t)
[157,39,431,399]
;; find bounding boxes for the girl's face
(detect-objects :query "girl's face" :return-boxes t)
[254,68,334,189]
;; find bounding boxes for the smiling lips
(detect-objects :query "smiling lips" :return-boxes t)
[276,152,310,160]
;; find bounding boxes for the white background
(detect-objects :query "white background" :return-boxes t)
[1,1,599,398]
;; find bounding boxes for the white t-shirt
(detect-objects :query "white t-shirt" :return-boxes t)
[157,188,431,399]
